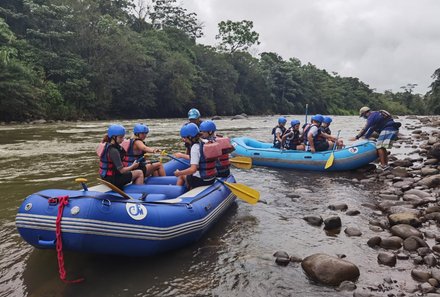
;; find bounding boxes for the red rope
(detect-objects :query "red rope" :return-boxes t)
[55,195,84,283]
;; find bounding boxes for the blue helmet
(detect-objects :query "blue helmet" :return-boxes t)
[311,114,324,123]
[188,108,201,120]
[199,120,216,132]
[278,117,287,124]
[180,123,200,138]
[108,124,126,138]
[133,124,149,134]
[290,119,300,126]
[323,117,332,124]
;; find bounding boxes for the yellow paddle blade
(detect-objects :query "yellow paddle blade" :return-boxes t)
[229,156,252,169]
[223,181,260,204]
[97,178,132,200]
[75,178,88,183]
[324,152,335,169]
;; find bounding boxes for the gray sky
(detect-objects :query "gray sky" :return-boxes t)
[182,0,440,94]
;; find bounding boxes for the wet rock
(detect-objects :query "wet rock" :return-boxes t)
[346,210,360,216]
[424,254,438,267]
[392,159,413,167]
[412,130,423,134]
[328,203,348,211]
[379,236,403,250]
[231,115,246,120]
[344,227,362,237]
[367,236,382,248]
[428,278,439,287]
[411,269,432,282]
[432,245,440,254]
[290,255,303,263]
[426,206,440,214]
[323,216,341,230]
[388,212,421,227]
[420,283,436,294]
[379,194,399,200]
[390,224,423,239]
[301,253,360,286]
[396,252,409,260]
[429,143,440,159]
[425,212,440,223]
[211,116,222,120]
[422,167,440,176]
[391,167,411,178]
[403,236,428,251]
[405,189,432,198]
[425,158,439,165]
[303,215,323,226]
[418,247,432,257]
[377,252,396,267]
[419,174,440,188]
[369,226,384,232]
[273,251,290,266]
[337,280,357,291]
[296,188,312,193]
[413,255,424,265]
[388,205,419,216]
[431,268,440,281]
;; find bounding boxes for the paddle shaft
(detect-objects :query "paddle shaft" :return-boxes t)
[305,104,309,124]
[331,130,341,152]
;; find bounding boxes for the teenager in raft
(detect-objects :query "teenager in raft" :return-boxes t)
[174,123,218,189]
[121,123,166,177]
[98,124,144,189]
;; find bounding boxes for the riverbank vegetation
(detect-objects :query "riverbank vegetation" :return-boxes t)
[1,0,439,122]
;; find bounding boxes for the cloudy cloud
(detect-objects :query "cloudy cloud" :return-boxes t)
[182,0,440,94]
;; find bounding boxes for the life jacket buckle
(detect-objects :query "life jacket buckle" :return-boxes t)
[48,198,59,205]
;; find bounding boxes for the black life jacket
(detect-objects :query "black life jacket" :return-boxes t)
[99,143,126,177]
[283,128,301,149]
[272,125,286,146]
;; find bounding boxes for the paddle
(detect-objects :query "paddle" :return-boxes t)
[159,150,252,170]
[324,130,341,170]
[304,103,309,124]
[97,178,133,200]
[163,151,260,204]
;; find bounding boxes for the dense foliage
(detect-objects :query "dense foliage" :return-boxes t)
[0,0,438,122]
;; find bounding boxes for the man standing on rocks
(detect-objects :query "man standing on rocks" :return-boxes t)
[350,107,401,170]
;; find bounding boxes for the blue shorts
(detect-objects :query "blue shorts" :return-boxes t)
[376,129,398,149]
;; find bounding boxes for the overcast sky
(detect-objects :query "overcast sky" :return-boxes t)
[182,0,440,94]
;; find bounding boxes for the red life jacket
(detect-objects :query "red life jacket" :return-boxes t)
[98,143,126,177]
[121,138,143,166]
[197,141,218,180]
[214,137,234,176]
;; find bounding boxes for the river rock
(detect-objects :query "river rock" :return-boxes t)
[211,116,222,120]
[379,236,403,250]
[303,215,323,226]
[425,158,439,165]
[231,115,246,120]
[273,251,290,266]
[377,252,396,267]
[426,206,440,214]
[429,143,440,159]
[301,253,360,286]
[344,227,362,237]
[379,194,399,200]
[324,216,341,230]
[388,213,421,227]
[432,245,440,254]
[403,236,428,251]
[406,189,432,198]
[391,167,410,177]
[346,210,360,216]
[328,203,348,211]
[424,254,438,267]
[431,268,440,281]
[411,269,432,282]
[418,247,432,257]
[419,174,440,188]
[392,159,413,167]
[390,224,423,239]
[337,280,357,291]
[422,167,440,176]
[367,236,382,248]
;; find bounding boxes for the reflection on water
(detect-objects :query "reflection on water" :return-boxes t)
[0,116,423,296]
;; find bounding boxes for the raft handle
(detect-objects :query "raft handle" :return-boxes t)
[38,238,56,248]
[253,153,260,156]
[101,199,111,207]
[304,156,312,159]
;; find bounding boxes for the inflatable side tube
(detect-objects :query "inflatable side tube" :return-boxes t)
[144,176,178,185]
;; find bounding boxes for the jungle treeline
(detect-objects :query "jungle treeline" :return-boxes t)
[1,0,439,122]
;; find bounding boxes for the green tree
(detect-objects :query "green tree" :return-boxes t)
[216,20,260,53]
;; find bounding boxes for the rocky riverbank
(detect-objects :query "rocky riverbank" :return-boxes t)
[274,116,440,296]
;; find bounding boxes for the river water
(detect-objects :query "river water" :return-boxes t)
[0,115,424,297]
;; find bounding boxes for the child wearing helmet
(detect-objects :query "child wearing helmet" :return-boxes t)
[303,114,330,152]
[98,124,144,189]
[282,119,305,150]
[121,124,166,178]
[321,116,344,149]
[187,108,203,127]
[272,117,287,149]
[199,120,234,178]
[175,123,218,189]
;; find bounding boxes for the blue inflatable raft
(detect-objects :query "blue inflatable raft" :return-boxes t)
[16,159,237,256]
[231,137,378,171]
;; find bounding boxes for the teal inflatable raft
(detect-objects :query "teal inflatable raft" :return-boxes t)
[231,137,378,171]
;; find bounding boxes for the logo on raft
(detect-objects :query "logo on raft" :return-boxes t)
[126,203,147,220]
[348,147,359,154]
